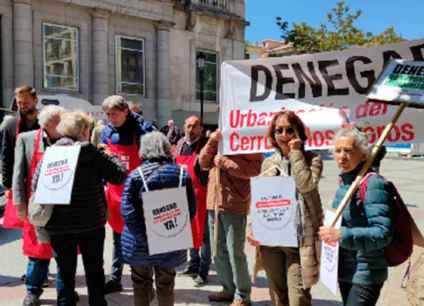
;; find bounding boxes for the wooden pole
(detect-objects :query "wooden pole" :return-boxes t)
[330,102,407,227]
[213,167,221,257]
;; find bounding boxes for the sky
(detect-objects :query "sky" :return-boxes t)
[246,0,423,43]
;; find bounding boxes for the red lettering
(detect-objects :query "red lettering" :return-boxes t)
[401,123,415,141]
[229,132,240,152]
[257,112,268,126]
[247,109,257,127]
[369,103,382,116]
[388,125,401,142]
[240,135,250,151]
[325,130,335,146]
[229,110,240,128]
[313,131,325,147]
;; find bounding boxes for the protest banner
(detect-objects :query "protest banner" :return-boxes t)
[220,40,424,155]
[250,176,298,247]
[142,187,193,255]
[320,209,342,296]
[33,145,81,205]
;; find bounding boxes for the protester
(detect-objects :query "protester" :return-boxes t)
[319,127,393,306]
[121,131,196,306]
[199,129,263,306]
[1,86,40,229]
[247,110,323,306]
[160,119,182,146]
[100,95,154,293]
[128,101,143,116]
[32,111,127,306]
[12,106,66,306]
[175,116,210,286]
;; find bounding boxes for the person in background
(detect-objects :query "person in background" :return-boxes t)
[247,110,323,306]
[128,101,143,116]
[1,86,40,229]
[100,95,155,294]
[199,130,263,306]
[319,127,393,306]
[175,116,210,286]
[121,131,196,306]
[160,119,182,146]
[33,111,127,306]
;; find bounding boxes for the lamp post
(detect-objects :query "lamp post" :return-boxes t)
[197,52,205,124]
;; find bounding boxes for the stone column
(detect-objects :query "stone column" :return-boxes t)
[156,21,174,126]
[13,0,33,87]
[91,8,110,105]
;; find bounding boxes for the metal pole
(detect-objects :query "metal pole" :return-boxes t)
[199,67,204,124]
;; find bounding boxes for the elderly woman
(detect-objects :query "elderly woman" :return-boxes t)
[247,110,323,306]
[319,127,392,306]
[33,111,127,306]
[121,131,196,306]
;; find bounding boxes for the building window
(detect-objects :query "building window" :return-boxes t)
[116,36,145,96]
[196,50,218,102]
[43,23,79,91]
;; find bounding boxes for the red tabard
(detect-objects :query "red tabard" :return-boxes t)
[176,151,207,249]
[23,129,53,259]
[2,119,24,229]
[105,140,141,233]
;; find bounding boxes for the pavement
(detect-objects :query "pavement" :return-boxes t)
[1,157,424,306]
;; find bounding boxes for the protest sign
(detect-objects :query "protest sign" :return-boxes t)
[33,145,81,205]
[368,60,424,107]
[142,187,193,255]
[320,209,342,296]
[250,176,298,247]
[220,40,424,155]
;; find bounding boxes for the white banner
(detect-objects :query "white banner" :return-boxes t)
[250,176,298,247]
[220,40,424,155]
[33,145,81,205]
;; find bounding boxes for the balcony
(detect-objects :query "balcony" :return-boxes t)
[192,0,229,10]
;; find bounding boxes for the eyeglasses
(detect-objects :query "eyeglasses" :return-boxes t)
[274,127,295,135]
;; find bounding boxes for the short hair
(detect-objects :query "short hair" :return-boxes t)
[140,131,172,160]
[56,111,93,140]
[15,85,37,99]
[333,127,370,158]
[102,95,129,112]
[38,105,66,128]
[268,110,308,150]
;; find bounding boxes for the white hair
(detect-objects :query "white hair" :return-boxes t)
[102,95,129,112]
[140,131,172,160]
[333,127,370,157]
[38,105,66,128]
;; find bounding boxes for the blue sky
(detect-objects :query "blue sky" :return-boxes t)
[246,0,423,43]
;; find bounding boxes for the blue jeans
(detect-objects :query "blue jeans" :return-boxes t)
[339,282,383,306]
[25,258,49,296]
[208,211,251,301]
[112,232,123,282]
[188,214,211,278]
[50,227,107,306]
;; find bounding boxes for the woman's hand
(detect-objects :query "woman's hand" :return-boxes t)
[288,138,302,151]
[319,226,341,244]
[246,225,261,247]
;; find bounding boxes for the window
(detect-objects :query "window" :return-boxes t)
[196,50,218,102]
[43,23,79,90]
[116,36,145,96]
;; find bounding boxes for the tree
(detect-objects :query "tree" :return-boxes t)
[276,0,403,54]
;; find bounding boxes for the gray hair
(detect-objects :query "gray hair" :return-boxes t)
[333,127,370,157]
[140,131,172,160]
[38,105,66,128]
[102,95,129,112]
[56,111,93,140]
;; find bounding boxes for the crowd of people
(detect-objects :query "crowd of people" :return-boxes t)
[1,85,395,306]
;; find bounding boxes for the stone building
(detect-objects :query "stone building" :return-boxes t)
[0,0,246,126]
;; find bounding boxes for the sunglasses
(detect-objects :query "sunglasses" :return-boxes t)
[274,127,295,135]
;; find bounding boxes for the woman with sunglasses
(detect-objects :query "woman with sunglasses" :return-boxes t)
[247,110,323,306]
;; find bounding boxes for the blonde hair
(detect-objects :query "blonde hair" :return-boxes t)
[38,105,66,128]
[56,111,93,140]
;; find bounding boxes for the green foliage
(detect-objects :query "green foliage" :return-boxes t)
[276,0,403,54]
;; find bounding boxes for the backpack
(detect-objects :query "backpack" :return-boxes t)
[359,172,413,267]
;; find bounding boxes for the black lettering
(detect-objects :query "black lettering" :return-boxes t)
[410,43,424,61]
[418,67,424,77]
[318,60,349,96]
[407,65,419,75]
[401,65,411,74]
[292,62,322,98]
[346,56,375,94]
[382,50,402,68]
[273,64,295,99]
[393,64,403,74]
[249,65,272,102]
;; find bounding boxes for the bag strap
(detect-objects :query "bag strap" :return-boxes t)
[359,172,378,202]
[138,165,185,192]
[179,165,185,188]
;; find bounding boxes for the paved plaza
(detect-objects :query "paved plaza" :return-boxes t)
[1,157,424,306]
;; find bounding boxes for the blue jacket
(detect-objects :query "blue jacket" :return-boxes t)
[121,160,196,268]
[332,164,393,285]
[100,112,155,145]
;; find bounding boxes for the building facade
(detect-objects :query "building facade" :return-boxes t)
[0,0,246,126]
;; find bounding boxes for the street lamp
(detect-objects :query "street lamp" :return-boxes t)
[196,52,205,124]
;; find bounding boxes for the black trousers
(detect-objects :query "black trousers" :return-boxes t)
[339,281,383,306]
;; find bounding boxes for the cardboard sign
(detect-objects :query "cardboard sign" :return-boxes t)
[33,145,81,205]
[250,176,298,247]
[142,187,193,255]
[320,209,342,296]
[368,60,424,107]
[219,40,424,154]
